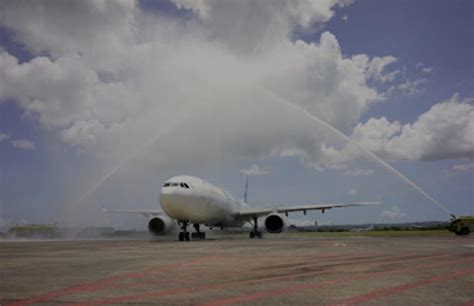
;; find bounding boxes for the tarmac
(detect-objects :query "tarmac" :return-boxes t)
[1,233,473,305]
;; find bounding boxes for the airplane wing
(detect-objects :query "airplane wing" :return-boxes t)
[237,201,382,218]
[102,208,164,218]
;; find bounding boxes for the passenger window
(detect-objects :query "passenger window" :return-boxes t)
[170,182,178,187]
[163,183,170,187]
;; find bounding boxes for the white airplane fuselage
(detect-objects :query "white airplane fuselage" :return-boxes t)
[159,175,247,227]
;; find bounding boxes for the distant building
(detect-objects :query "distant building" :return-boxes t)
[8,224,57,238]
[287,225,300,232]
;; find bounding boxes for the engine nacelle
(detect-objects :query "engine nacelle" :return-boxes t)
[148,216,175,235]
[264,213,287,233]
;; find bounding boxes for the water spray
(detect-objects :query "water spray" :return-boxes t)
[66,116,188,212]
[265,90,453,217]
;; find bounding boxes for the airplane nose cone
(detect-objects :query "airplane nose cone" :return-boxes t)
[160,189,187,217]
[159,187,211,222]
[159,187,172,196]
[159,189,178,207]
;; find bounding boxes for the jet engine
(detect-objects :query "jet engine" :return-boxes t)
[264,213,287,233]
[148,216,175,235]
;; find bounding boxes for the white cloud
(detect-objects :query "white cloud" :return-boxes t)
[416,63,433,74]
[60,120,104,147]
[0,0,389,174]
[422,67,433,74]
[326,163,349,170]
[1,133,36,150]
[0,0,465,183]
[341,15,348,21]
[347,188,358,196]
[348,94,474,161]
[11,139,35,150]
[171,0,354,53]
[241,164,270,176]
[0,0,136,66]
[344,169,374,176]
[0,132,10,141]
[396,78,429,96]
[452,162,474,172]
[366,56,399,83]
[381,205,406,222]
[386,94,474,161]
[352,117,401,154]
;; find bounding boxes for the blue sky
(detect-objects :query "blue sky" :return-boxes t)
[0,0,472,229]
[325,0,474,123]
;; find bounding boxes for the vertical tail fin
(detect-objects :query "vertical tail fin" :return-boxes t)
[243,174,248,203]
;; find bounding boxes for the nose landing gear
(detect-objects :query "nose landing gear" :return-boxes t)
[178,220,190,241]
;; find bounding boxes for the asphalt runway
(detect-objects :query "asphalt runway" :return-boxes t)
[1,234,473,305]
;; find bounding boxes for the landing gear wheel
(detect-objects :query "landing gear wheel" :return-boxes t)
[185,232,190,241]
[179,232,184,241]
[249,216,263,239]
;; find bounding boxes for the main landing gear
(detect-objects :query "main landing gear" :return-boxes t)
[191,224,206,240]
[250,216,262,239]
[178,221,206,241]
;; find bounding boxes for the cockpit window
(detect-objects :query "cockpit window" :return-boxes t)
[164,182,190,188]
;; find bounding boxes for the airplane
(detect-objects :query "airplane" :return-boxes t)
[104,175,381,241]
[350,224,375,232]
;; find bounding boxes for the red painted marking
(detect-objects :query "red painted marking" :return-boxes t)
[6,255,217,306]
[184,253,346,282]
[64,252,349,303]
[104,278,174,290]
[200,257,474,306]
[462,298,474,306]
[327,268,474,306]
[195,252,420,284]
[67,255,468,306]
[5,252,450,306]
[109,252,352,292]
[67,267,346,306]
